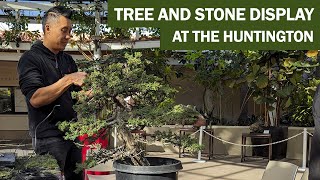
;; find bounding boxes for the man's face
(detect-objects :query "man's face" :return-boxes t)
[45,15,72,52]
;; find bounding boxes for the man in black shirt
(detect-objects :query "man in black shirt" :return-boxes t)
[310,84,320,180]
[18,6,86,180]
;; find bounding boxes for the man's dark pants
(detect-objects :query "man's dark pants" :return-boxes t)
[33,137,83,180]
[310,85,320,180]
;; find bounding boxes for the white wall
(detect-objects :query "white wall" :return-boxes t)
[138,126,314,161]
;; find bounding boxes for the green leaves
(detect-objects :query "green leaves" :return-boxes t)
[285,97,292,108]
[252,64,260,75]
[153,130,204,154]
[187,50,319,126]
[256,75,269,89]
[61,51,201,148]
[59,50,204,166]
[289,72,302,85]
[246,73,255,83]
[129,103,199,127]
[276,85,294,98]
[185,51,202,61]
[283,58,294,68]
[185,50,247,92]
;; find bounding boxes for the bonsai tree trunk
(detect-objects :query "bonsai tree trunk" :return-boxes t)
[117,126,150,166]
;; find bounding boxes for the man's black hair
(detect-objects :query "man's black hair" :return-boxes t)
[42,6,73,33]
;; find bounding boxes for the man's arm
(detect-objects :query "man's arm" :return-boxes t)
[30,72,86,108]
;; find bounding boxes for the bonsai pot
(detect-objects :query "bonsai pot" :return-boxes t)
[113,157,183,180]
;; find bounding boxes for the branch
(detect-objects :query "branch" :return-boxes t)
[237,87,254,120]
[113,95,133,111]
[104,107,121,126]
[77,43,93,61]
[112,96,126,109]
[105,119,119,126]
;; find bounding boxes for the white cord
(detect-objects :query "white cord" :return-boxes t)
[307,132,313,137]
[190,129,200,136]
[203,130,304,147]
[34,105,61,150]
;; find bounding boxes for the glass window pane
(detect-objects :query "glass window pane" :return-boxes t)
[14,87,27,113]
[0,87,13,113]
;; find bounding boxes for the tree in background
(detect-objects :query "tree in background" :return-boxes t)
[184,50,319,127]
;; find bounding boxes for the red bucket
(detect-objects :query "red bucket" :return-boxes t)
[78,129,109,179]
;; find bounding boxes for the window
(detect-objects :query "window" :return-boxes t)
[0,87,27,114]
[0,87,13,113]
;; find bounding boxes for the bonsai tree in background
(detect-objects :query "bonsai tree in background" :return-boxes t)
[58,51,201,168]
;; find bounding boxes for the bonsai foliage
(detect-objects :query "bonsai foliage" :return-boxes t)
[153,130,204,154]
[249,116,265,133]
[0,154,59,179]
[58,51,200,167]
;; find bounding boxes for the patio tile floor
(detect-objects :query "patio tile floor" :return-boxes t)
[0,140,305,180]
[88,152,304,180]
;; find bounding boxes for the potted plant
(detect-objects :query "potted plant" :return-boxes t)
[57,51,201,179]
[0,9,41,48]
[248,115,270,158]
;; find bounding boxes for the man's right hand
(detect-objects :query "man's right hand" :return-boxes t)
[30,71,87,108]
[67,72,87,87]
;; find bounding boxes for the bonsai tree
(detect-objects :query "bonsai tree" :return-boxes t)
[39,1,201,169]
[58,51,201,168]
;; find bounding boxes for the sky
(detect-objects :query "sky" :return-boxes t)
[0,1,47,31]
[0,0,95,31]
[0,1,144,36]
[0,23,43,32]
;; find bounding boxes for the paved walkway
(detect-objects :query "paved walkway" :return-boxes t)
[87,153,305,180]
[0,140,305,180]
